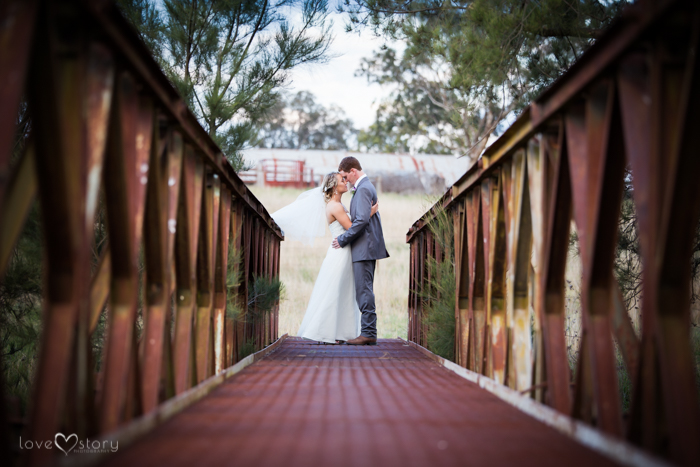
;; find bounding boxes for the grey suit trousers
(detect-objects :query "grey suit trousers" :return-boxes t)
[353,260,377,338]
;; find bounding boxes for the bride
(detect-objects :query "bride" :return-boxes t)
[271,172,379,343]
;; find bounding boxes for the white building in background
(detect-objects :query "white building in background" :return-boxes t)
[241,149,472,194]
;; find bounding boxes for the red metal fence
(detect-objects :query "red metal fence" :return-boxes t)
[240,158,317,187]
[408,0,700,465]
[0,0,281,464]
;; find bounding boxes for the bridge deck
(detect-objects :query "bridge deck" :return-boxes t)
[101,338,619,466]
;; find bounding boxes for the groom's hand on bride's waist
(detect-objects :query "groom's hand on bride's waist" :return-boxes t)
[332,237,341,249]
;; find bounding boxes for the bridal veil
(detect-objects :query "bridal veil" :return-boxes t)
[270,187,328,245]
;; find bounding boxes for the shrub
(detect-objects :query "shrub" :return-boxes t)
[1,204,43,414]
[225,247,244,321]
[247,275,285,320]
[237,339,257,360]
[419,202,456,362]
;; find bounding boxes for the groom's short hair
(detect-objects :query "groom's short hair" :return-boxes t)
[339,156,362,172]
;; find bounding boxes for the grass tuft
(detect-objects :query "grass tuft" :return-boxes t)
[418,202,456,361]
[247,275,285,320]
[238,338,257,360]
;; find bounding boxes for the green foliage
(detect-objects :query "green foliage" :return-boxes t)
[239,274,284,353]
[247,274,285,320]
[616,346,633,414]
[2,103,40,413]
[344,0,627,156]
[356,47,500,156]
[0,204,43,413]
[257,91,358,150]
[692,326,700,398]
[226,247,245,321]
[116,0,333,171]
[116,0,164,53]
[344,0,626,98]
[418,202,456,361]
[238,338,257,359]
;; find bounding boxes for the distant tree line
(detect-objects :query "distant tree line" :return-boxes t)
[255,91,357,150]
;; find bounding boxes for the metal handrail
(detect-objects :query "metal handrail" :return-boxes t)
[407,0,700,464]
[0,1,283,465]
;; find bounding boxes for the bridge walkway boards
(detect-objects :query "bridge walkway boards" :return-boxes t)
[100,338,619,467]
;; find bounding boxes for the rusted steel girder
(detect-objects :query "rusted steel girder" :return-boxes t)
[407,0,700,464]
[194,171,220,384]
[141,127,183,413]
[0,0,283,465]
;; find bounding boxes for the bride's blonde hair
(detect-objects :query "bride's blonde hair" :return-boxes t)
[321,171,339,203]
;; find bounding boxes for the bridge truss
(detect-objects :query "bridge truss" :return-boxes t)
[0,0,282,464]
[408,0,700,464]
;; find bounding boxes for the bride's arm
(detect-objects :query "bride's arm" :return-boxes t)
[328,202,352,230]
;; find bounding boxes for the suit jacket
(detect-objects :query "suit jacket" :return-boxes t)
[337,176,390,262]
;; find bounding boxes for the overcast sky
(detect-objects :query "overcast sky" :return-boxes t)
[283,9,401,129]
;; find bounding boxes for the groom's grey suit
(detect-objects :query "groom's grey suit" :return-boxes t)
[336,176,389,338]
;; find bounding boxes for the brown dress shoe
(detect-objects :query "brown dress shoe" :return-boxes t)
[346,335,377,346]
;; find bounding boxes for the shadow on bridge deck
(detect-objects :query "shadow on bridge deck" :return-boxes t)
[99,338,619,467]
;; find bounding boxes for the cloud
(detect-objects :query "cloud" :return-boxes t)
[284,10,402,129]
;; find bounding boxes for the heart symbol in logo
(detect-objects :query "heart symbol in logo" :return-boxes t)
[54,433,78,456]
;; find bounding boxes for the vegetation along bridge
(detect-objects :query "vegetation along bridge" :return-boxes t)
[0,0,698,466]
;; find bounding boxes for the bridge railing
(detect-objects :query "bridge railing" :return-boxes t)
[0,0,282,464]
[407,0,700,464]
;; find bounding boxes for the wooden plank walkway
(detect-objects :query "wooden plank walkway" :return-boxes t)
[99,338,620,467]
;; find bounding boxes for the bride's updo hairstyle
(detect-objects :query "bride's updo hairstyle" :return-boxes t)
[321,171,339,203]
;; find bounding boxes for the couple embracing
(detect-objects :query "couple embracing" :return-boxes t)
[271,156,389,345]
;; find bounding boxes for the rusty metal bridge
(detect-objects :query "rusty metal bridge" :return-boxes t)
[0,0,698,466]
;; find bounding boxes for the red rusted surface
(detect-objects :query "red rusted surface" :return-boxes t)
[99,339,620,467]
[407,3,700,463]
[0,1,283,462]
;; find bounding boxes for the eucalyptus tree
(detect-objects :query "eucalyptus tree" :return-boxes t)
[356,47,502,156]
[342,0,628,158]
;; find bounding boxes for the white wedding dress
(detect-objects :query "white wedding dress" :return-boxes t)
[270,187,360,343]
[296,215,361,343]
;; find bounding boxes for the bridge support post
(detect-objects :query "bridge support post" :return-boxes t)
[98,73,153,433]
[214,186,232,374]
[194,171,220,383]
[141,127,183,413]
[172,147,203,395]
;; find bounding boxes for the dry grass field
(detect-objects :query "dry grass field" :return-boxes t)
[249,185,432,339]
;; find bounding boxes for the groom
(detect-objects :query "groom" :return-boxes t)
[332,156,389,345]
